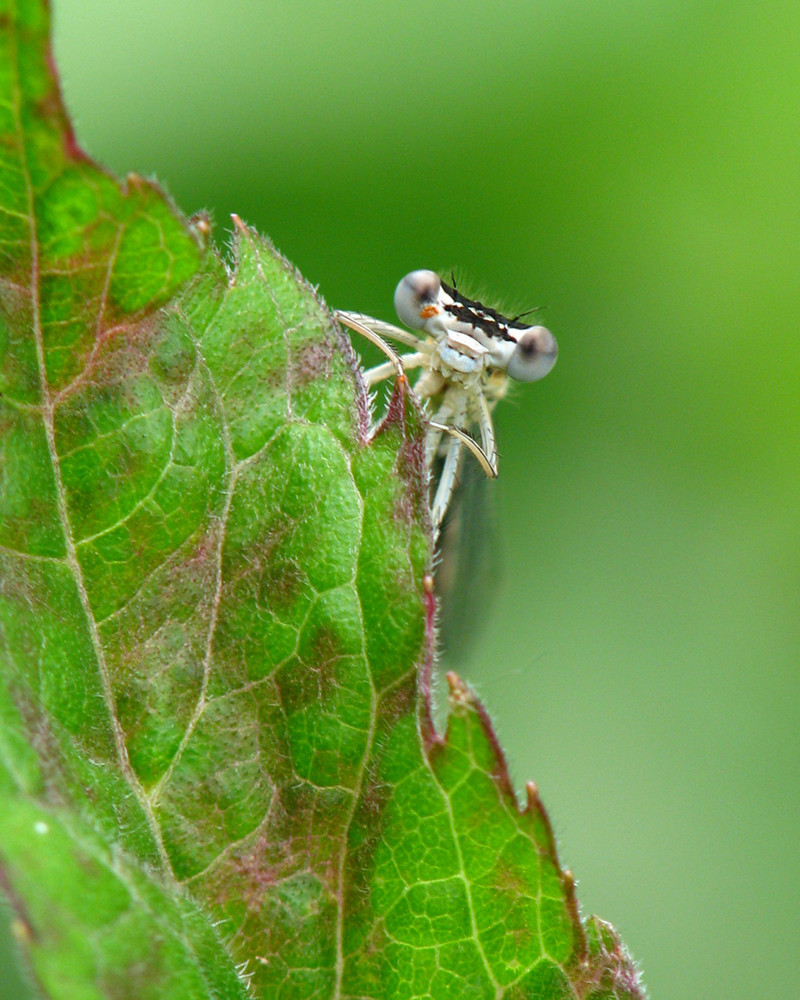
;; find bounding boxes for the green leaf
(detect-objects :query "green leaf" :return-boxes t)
[0,3,646,998]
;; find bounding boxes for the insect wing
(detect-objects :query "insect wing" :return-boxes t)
[434,451,502,666]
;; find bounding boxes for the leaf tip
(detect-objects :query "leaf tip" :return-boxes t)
[189,211,213,247]
[9,915,34,948]
[577,916,649,999]
[445,669,469,702]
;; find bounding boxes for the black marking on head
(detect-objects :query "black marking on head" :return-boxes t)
[440,279,529,341]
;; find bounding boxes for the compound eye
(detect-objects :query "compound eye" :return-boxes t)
[394,270,442,329]
[506,325,558,381]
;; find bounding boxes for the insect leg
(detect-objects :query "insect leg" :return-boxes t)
[335,311,428,352]
[363,352,426,388]
[427,418,496,541]
[427,388,496,479]
[475,391,500,477]
[429,422,497,479]
[430,432,463,540]
[335,311,405,377]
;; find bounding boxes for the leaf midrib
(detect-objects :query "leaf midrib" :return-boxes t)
[9,6,175,877]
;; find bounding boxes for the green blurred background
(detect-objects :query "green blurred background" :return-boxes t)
[3,1,799,997]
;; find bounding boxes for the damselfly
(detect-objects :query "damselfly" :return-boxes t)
[336,270,557,539]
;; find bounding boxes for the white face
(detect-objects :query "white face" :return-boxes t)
[393,270,558,382]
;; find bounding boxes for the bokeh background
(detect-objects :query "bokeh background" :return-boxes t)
[3,1,799,997]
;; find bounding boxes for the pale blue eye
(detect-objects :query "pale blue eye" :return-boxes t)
[506,325,558,382]
[394,270,441,329]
